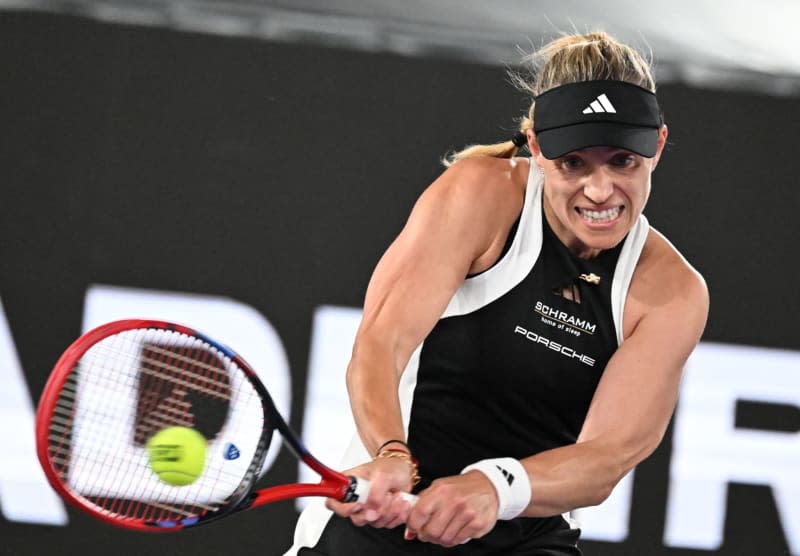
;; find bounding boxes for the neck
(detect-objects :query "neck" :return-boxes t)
[542,198,604,260]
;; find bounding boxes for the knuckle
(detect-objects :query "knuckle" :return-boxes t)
[450,498,468,514]
[429,478,452,495]
[425,523,444,539]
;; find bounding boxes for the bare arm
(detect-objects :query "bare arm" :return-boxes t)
[407,231,709,545]
[501,232,709,516]
[346,158,526,457]
[521,282,707,516]
[325,158,526,527]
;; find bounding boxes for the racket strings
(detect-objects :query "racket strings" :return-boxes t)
[133,342,232,445]
[45,327,267,525]
[89,334,241,521]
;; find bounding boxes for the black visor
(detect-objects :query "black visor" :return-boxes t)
[533,80,662,159]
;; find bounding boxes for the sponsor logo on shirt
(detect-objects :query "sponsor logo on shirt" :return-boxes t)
[534,301,596,336]
[513,325,596,367]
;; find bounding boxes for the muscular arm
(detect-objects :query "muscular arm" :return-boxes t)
[347,158,526,456]
[407,232,709,546]
[326,159,526,529]
[517,232,709,516]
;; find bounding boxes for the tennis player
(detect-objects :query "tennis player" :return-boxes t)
[288,30,708,555]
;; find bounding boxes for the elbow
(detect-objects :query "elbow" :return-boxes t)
[627,428,666,470]
[344,356,364,397]
[587,461,626,507]
[591,485,615,508]
[345,336,371,390]
[589,434,665,507]
[613,424,666,472]
[615,437,661,483]
[344,336,402,396]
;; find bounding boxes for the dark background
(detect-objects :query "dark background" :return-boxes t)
[1,10,798,556]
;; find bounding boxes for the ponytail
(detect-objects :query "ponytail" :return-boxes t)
[442,117,533,167]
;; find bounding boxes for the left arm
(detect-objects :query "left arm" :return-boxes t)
[516,263,708,516]
[406,234,709,545]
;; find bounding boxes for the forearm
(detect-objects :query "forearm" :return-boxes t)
[519,439,639,517]
[345,341,408,456]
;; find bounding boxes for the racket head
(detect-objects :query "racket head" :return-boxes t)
[35,319,274,531]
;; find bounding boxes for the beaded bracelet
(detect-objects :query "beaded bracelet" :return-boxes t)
[375,449,421,486]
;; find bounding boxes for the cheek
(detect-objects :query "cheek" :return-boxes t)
[543,180,572,211]
[635,175,652,205]
[619,173,651,206]
[556,183,584,210]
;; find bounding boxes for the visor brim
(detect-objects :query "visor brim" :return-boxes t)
[536,122,659,159]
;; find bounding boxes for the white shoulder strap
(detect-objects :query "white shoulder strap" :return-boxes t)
[442,162,545,318]
[610,214,649,345]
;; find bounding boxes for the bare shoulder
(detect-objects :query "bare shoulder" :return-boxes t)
[414,157,529,274]
[425,156,528,209]
[623,227,709,338]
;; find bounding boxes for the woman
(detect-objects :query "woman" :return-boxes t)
[288,30,708,555]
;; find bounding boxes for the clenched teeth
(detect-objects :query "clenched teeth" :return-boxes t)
[579,206,621,223]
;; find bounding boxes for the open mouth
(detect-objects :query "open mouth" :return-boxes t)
[577,206,623,224]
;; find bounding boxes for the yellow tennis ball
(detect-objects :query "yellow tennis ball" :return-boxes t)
[147,426,207,486]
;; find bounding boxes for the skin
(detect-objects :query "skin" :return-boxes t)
[326,124,709,548]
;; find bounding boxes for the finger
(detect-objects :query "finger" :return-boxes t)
[416,509,458,545]
[383,498,415,529]
[360,490,397,525]
[437,511,474,547]
[383,514,408,530]
[408,487,474,545]
[361,475,394,513]
[349,508,373,528]
[372,493,414,529]
[404,503,432,536]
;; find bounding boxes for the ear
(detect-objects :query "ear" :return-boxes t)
[650,125,669,171]
[526,129,548,168]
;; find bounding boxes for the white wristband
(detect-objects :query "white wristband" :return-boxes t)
[461,457,531,521]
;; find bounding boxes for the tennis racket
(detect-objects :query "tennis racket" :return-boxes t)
[35,319,412,531]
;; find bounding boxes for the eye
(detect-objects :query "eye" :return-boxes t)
[559,155,584,170]
[611,153,636,167]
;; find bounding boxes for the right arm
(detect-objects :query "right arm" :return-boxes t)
[327,157,526,523]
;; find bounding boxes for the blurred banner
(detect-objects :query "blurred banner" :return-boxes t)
[3,0,800,95]
[1,11,798,556]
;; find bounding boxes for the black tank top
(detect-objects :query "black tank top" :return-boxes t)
[409,211,624,481]
[292,164,650,555]
[402,204,624,552]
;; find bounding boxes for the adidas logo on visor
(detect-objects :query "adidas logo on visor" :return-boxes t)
[582,93,616,114]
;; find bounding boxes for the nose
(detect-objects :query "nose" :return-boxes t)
[582,170,615,204]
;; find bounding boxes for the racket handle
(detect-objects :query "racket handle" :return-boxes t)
[350,477,418,505]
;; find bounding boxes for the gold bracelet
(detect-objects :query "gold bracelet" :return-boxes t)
[375,449,421,486]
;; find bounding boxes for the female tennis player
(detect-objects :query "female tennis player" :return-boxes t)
[288,30,708,555]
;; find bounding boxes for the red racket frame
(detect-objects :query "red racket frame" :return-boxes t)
[35,319,359,531]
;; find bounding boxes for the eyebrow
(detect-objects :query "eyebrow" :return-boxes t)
[559,148,636,159]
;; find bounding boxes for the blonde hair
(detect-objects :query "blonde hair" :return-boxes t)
[443,31,656,166]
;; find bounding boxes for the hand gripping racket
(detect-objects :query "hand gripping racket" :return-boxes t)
[35,319,412,531]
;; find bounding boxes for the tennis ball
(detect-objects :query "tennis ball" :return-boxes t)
[147,426,207,486]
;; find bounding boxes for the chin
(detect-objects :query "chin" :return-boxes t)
[578,231,627,254]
